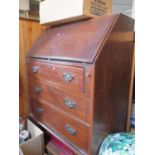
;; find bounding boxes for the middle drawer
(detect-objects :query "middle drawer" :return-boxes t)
[28,79,88,122]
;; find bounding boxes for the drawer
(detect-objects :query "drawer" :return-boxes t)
[29,79,88,122]
[30,98,88,151]
[27,61,84,92]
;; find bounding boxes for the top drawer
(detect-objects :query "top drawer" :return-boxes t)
[27,61,84,92]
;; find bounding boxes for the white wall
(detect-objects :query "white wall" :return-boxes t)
[19,0,29,11]
[112,0,135,18]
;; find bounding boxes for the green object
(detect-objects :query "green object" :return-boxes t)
[19,137,25,144]
[99,133,135,155]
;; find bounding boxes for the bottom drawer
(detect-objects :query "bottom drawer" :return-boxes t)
[30,98,88,151]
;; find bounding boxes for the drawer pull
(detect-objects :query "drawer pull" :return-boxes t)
[64,99,76,109]
[35,108,43,114]
[32,66,39,73]
[63,72,74,82]
[33,87,42,94]
[65,124,77,135]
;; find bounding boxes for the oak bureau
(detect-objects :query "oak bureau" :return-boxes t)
[26,14,134,155]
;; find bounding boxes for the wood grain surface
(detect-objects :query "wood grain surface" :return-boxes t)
[26,14,135,155]
[19,18,47,116]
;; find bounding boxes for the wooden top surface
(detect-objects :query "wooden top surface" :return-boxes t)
[27,14,118,63]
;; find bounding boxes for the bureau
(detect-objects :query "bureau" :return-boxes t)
[27,14,134,155]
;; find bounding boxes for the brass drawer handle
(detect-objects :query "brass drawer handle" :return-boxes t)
[35,108,43,114]
[65,124,77,135]
[63,72,74,82]
[64,99,76,109]
[33,87,42,94]
[32,66,39,73]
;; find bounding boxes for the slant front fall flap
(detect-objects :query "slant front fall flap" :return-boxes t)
[27,15,118,63]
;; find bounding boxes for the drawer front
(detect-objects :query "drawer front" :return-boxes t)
[27,61,84,92]
[30,98,88,151]
[28,79,88,121]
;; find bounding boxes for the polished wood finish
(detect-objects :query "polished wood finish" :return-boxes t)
[30,98,89,151]
[27,60,85,92]
[92,14,135,154]
[27,15,117,63]
[27,14,134,155]
[28,79,90,122]
[126,39,135,132]
[19,18,47,115]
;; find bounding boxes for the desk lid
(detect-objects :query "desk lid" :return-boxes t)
[27,14,118,63]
